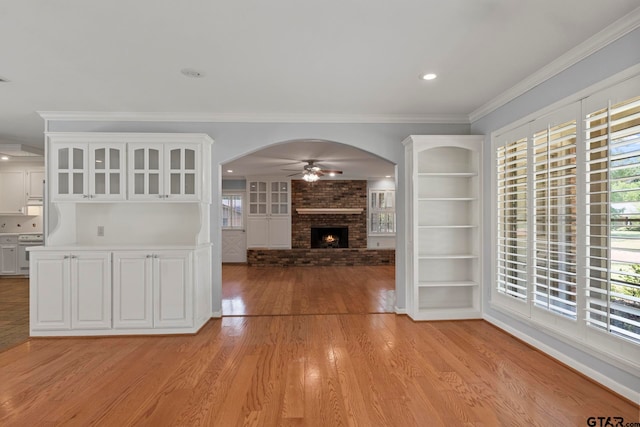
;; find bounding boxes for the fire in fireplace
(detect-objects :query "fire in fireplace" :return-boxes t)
[311,226,348,248]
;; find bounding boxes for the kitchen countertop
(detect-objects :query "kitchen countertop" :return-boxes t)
[0,231,44,236]
[27,243,212,251]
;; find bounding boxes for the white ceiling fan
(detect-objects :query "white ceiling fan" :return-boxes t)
[286,160,343,182]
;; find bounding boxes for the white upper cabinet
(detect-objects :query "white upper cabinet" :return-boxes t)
[51,142,126,201]
[47,133,210,203]
[128,143,201,201]
[0,171,26,214]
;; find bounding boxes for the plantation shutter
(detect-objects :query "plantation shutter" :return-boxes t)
[532,113,578,319]
[585,93,640,343]
[496,128,529,304]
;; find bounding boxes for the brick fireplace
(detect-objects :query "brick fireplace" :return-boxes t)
[247,180,395,266]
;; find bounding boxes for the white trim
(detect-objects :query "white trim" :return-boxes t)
[491,64,640,139]
[484,313,640,405]
[470,7,640,123]
[394,306,407,315]
[38,111,470,125]
[211,311,222,318]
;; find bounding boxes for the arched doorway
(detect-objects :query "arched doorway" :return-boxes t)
[217,139,397,316]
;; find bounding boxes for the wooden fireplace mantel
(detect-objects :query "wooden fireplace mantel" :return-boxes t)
[296,208,364,215]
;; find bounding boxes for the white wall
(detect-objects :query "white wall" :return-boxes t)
[471,28,640,401]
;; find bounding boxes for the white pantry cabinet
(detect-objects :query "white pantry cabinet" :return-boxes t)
[112,250,193,329]
[246,179,291,248]
[403,135,483,321]
[50,142,126,201]
[30,251,111,331]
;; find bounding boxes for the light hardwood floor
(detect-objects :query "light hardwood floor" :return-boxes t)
[0,266,637,425]
[0,277,29,352]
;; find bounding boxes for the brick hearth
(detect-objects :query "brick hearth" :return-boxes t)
[247,248,395,267]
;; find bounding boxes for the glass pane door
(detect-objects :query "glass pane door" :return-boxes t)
[167,145,198,199]
[130,145,163,198]
[54,144,87,198]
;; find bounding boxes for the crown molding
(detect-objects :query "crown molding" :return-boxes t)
[38,111,470,124]
[469,6,640,123]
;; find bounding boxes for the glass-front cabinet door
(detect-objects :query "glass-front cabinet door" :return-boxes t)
[165,144,200,200]
[128,144,164,199]
[52,143,88,200]
[89,144,126,200]
[248,180,268,215]
[270,181,289,215]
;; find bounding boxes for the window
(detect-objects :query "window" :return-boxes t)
[496,133,528,302]
[222,194,243,229]
[586,95,640,343]
[369,190,395,234]
[493,74,640,361]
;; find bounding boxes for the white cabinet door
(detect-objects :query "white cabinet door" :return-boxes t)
[268,216,291,248]
[27,170,45,200]
[153,251,193,328]
[246,217,269,248]
[128,144,164,200]
[30,252,71,331]
[165,144,200,201]
[71,252,111,329]
[0,171,26,214]
[51,143,89,200]
[89,144,126,200]
[112,252,153,329]
[0,245,18,274]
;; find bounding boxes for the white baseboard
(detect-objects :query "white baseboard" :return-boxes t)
[211,311,222,318]
[394,307,407,315]
[483,313,639,405]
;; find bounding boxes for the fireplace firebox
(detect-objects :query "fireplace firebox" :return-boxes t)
[311,226,348,248]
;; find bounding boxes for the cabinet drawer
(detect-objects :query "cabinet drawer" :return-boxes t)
[0,235,18,244]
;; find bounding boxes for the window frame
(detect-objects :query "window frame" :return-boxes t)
[368,189,396,235]
[491,72,640,373]
[221,192,245,230]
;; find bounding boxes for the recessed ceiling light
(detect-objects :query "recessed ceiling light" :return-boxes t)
[421,73,437,81]
[385,175,391,178]
[1,156,9,160]
[226,169,233,173]
[181,68,204,78]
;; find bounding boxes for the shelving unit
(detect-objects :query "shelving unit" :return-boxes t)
[403,135,483,320]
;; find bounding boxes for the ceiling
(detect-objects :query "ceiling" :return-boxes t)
[1,1,638,174]
[222,139,395,180]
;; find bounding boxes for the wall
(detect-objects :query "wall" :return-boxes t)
[291,180,367,248]
[471,28,640,401]
[48,121,470,314]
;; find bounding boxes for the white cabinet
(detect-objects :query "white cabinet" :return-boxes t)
[113,252,153,329]
[26,170,45,201]
[30,251,111,331]
[154,251,193,328]
[404,135,483,321]
[0,171,26,214]
[112,250,192,329]
[246,179,291,248]
[128,143,200,201]
[0,235,18,274]
[50,142,126,201]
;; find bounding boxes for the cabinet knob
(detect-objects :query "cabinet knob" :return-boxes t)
[146,254,152,258]
[83,195,89,198]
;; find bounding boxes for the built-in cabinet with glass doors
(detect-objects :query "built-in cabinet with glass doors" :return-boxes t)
[246,178,291,248]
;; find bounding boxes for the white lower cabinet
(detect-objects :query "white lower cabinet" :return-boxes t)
[31,251,111,331]
[31,248,202,336]
[112,250,192,329]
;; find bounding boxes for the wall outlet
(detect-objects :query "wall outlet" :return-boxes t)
[97,225,104,237]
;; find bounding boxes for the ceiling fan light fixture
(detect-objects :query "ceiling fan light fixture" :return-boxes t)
[302,172,319,182]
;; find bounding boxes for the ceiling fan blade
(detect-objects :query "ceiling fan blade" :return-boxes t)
[320,169,343,174]
[287,171,302,177]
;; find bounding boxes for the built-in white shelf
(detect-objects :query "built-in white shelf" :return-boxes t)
[404,135,483,321]
[417,254,477,259]
[418,225,477,229]
[418,172,478,177]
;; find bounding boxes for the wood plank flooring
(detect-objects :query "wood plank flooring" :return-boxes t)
[0,277,29,352]
[0,265,637,425]
[222,265,396,316]
[1,315,637,425]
